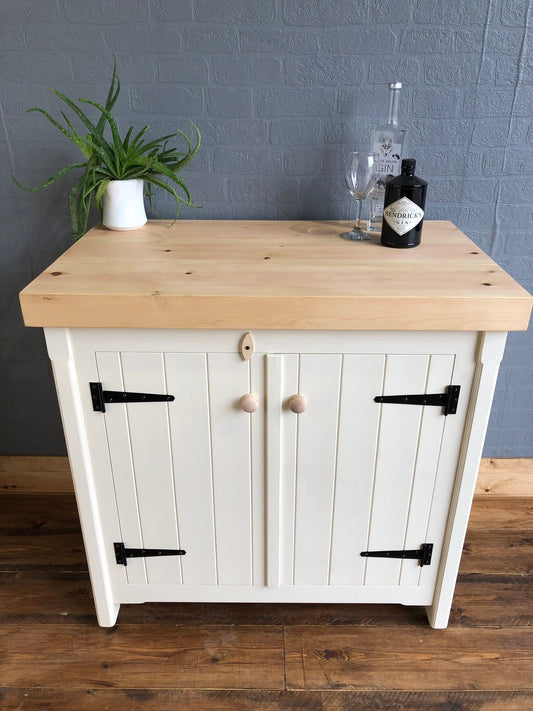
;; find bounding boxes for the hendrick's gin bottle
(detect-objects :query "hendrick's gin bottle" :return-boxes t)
[380,159,427,248]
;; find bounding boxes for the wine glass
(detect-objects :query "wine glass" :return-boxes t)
[342,151,377,240]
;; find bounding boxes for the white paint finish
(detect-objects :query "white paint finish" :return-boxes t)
[113,582,433,606]
[207,353,253,585]
[165,353,217,585]
[364,355,429,586]
[421,348,477,606]
[95,351,146,585]
[250,354,266,586]
[44,328,121,627]
[293,354,342,585]
[113,584,431,604]
[45,326,504,628]
[329,354,386,586]
[279,354,299,587]
[70,328,478,359]
[120,352,182,585]
[399,354,455,587]
[266,355,283,588]
[427,332,508,628]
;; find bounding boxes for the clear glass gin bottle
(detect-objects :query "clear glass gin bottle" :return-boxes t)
[367,82,406,231]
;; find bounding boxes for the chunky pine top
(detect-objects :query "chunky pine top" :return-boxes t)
[19,220,532,331]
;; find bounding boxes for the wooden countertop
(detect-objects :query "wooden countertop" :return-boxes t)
[19,220,532,331]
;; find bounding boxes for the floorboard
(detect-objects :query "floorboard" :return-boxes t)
[0,624,285,690]
[0,493,80,532]
[284,626,533,691]
[466,497,532,530]
[1,688,533,711]
[458,530,533,576]
[0,477,531,708]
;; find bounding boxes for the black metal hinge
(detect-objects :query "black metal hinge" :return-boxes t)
[360,543,433,567]
[374,385,460,416]
[90,382,175,413]
[114,542,186,566]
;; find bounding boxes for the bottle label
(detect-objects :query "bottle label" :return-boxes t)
[383,196,424,236]
[372,131,403,188]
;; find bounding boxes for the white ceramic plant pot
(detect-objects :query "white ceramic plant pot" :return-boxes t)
[102,179,147,231]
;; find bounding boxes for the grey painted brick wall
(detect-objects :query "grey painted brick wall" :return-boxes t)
[0,0,531,456]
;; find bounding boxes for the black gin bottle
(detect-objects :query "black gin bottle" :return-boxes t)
[380,159,427,248]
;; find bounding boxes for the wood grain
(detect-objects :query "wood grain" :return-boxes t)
[0,571,95,624]
[1,689,532,711]
[0,533,87,571]
[19,220,532,330]
[0,456,72,493]
[0,624,284,690]
[458,530,533,576]
[0,494,86,571]
[452,577,533,627]
[476,458,533,497]
[466,497,532,531]
[284,626,533,690]
[0,493,79,532]
[0,490,531,705]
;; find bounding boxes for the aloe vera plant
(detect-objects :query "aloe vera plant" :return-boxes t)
[15,61,201,240]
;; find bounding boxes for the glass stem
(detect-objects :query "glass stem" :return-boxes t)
[354,199,363,231]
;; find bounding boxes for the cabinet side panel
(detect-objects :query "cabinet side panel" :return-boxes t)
[120,352,182,585]
[45,329,121,626]
[165,353,217,585]
[365,355,429,586]
[427,332,507,628]
[330,355,386,586]
[208,353,253,585]
[95,352,147,585]
[293,354,342,585]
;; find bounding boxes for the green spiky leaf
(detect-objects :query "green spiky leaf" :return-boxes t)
[15,60,201,240]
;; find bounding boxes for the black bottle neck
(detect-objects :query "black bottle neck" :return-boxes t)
[401,159,416,177]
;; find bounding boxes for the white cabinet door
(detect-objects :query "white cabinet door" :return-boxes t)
[92,345,265,588]
[268,335,474,602]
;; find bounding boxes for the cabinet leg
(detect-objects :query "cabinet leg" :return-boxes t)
[425,601,450,629]
[95,600,121,628]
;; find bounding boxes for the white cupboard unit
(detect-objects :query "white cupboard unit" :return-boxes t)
[20,220,532,628]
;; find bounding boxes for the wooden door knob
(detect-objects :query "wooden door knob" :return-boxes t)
[240,393,259,413]
[288,394,307,413]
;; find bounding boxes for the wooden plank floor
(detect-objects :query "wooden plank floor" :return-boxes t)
[0,462,531,710]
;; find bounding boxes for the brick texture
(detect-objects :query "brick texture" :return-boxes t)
[0,0,531,456]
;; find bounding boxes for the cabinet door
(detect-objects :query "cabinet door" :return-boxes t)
[94,348,264,587]
[271,348,460,595]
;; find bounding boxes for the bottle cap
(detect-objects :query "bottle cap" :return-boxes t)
[401,158,416,176]
[389,82,402,89]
